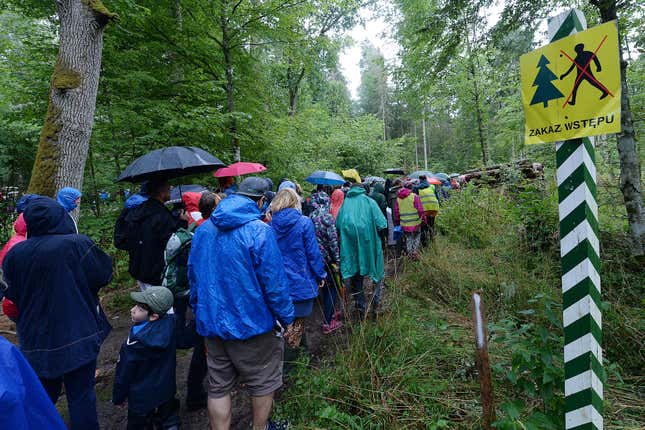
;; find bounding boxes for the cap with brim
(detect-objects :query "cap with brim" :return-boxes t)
[130,287,174,315]
[237,177,270,198]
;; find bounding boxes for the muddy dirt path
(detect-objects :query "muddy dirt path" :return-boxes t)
[1,255,400,429]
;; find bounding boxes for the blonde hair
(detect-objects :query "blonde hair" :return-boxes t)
[270,188,302,213]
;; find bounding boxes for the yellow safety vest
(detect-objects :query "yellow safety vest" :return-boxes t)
[418,185,439,212]
[398,194,421,227]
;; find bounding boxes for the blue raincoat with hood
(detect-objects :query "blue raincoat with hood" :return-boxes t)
[2,197,113,378]
[270,208,326,302]
[0,336,67,430]
[56,187,82,212]
[188,194,294,340]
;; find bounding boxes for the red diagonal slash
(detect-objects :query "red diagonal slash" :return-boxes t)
[561,34,613,108]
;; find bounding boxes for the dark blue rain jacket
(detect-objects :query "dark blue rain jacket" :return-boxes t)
[2,197,112,378]
[0,336,67,430]
[270,208,326,302]
[112,315,176,415]
[188,194,294,340]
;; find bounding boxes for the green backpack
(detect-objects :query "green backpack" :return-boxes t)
[162,224,196,297]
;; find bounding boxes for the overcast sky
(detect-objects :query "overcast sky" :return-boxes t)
[337,1,570,100]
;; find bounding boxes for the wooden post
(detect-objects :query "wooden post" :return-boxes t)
[471,291,495,429]
[549,11,603,430]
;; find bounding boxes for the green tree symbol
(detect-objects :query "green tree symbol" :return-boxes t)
[530,55,564,107]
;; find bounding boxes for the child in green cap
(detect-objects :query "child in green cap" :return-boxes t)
[112,286,180,429]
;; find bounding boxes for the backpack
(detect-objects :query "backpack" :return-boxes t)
[114,207,135,250]
[162,224,196,297]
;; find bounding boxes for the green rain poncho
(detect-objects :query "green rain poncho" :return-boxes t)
[336,186,387,282]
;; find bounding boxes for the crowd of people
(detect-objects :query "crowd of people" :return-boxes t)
[0,172,455,430]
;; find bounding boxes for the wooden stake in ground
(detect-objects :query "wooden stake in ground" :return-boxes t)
[471,291,495,429]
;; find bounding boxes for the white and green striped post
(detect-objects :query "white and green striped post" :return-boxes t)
[548,10,603,430]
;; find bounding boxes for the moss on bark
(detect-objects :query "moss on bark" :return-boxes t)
[52,62,82,90]
[82,0,119,25]
[27,101,62,197]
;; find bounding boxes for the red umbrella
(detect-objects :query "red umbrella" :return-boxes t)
[428,178,442,185]
[213,162,266,177]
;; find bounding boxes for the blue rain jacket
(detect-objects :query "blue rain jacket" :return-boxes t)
[112,315,176,415]
[270,208,326,302]
[188,194,294,340]
[0,336,67,430]
[2,197,112,378]
[56,187,82,212]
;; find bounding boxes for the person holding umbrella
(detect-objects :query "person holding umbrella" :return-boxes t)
[114,146,226,291]
[117,178,189,291]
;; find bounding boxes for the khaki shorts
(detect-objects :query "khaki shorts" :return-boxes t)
[205,331,284,398]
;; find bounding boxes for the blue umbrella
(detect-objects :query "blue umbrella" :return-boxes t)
[116,146,225,183]
[305,170,345,186]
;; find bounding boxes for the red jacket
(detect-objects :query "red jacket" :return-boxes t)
[1,214,27,319]
[182,192,203,226]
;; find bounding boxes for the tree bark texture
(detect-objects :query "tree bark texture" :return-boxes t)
[593,0,644,255]
[28,0,116,198]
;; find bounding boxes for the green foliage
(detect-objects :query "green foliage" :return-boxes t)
[490,294,564,430]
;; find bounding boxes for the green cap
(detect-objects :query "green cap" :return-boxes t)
[130,287,174,315]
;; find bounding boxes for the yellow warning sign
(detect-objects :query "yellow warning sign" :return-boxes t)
[520,21,621,144]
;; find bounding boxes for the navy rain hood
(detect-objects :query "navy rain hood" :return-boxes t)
[3,197,113,378]
[113,315,176,415]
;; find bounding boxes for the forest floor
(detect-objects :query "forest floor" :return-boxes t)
[0,273,387,430]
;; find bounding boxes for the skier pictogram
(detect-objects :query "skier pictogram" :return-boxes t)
[530,55,564,108]
[559,40,612,106]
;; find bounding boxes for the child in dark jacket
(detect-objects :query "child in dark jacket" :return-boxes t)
[113,287,180,430]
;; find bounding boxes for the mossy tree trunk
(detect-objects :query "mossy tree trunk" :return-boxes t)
[590,0,644,256]
[27,0,116,206]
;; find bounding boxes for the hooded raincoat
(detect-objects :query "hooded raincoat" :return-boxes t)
[188,194,294,340]
[368,183,387,216]
[2,197,113,378]
[270,208,326,303]
[330,189,345,219]
[112,315,177,415]
[309,192,340,265]
[0,336,67,430]
[335,187,387,282]
[1,214,27,319]
[181,192,203,225]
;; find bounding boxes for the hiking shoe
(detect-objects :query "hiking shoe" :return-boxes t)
[322,319,343,334]
[266,419,290,430]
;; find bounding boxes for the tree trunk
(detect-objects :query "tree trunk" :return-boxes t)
[221,4,239,161]
[28,0,116,198]
[593,0,644,256]
[287,65,305,117]
[422,104,428,170]
[465,28,488,166]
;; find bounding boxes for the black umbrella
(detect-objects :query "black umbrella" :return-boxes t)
[168,184,207,203]
[116,146,226,183]
[384,168,405,175]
